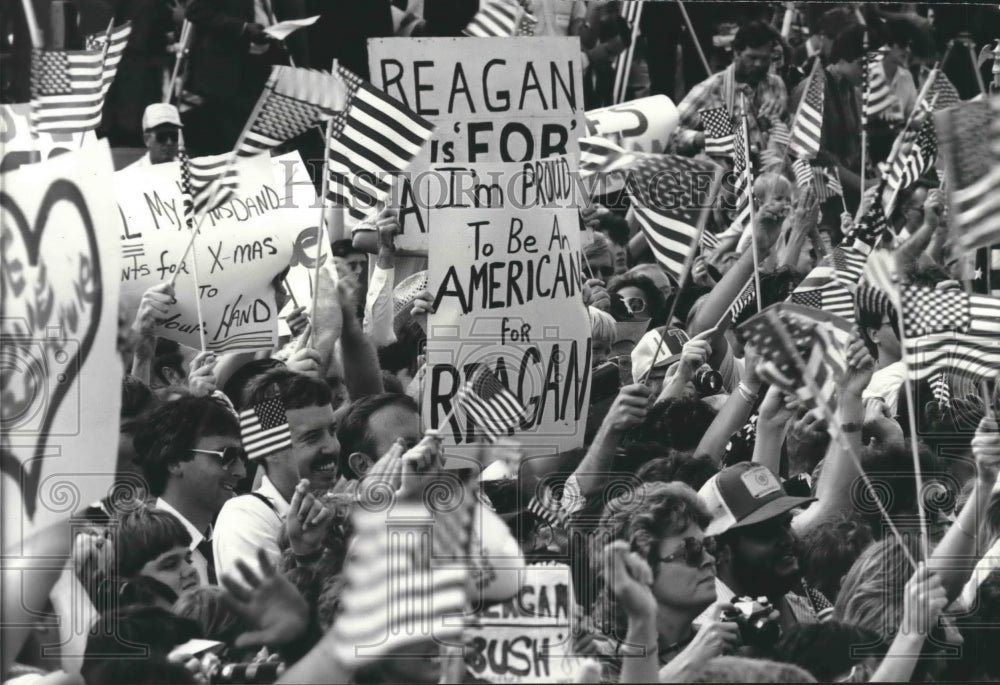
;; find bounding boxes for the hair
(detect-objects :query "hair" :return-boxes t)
[831,23,866,64]
[84,657,197,685]
[732,21,780,53]
[592,482,711,638]
[818,7,857,39]
[132,396,240,496]
[773,621,884,682]
[113,505,192,578]
[834,535,922,640]
[855,284,900,360]
[800,512,875,602]
[151,338,186,387]
[221,357,285,409]
[121,375,156,422]
[859,439,952,532]
[378,340,419,375]
[595,212,631,246]
[172,586,251,647]
[589,306,617,350]
[337,393,419,479]
[331,238,363,259]
[243,368,335,412]
[583,231,613,263]
[683,656,816,683]
[635,453,720,492]
[607,274,668,327]
[632,398,719,453]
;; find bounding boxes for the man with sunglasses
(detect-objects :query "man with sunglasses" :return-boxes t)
[697,463,828,639]
[127,104,183,170]
[133,396,248,586]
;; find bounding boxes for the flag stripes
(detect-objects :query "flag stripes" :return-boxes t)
[238,398,292,459]
[700,107,735,157]
[456,366,527,442]
[463,0,522,37]
[29,48,105,132]
[611,1,643,104]
[789,61,825,159]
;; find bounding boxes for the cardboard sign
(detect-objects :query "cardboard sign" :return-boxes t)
[115,154,298,353]
[584,95,679,153]
[466,564,587,683]
[0,104,96,174]
[1,141,122,539]
[367,37,587,253]
[423,158,591,460]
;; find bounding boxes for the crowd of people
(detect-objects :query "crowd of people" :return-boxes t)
[6,1,1000,684]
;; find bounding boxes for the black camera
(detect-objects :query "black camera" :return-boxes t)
[693,367,724,396]
[211,662,285,684]
[721,596,780,649]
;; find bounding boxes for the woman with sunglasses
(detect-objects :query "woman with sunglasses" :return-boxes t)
[594,482,741,681]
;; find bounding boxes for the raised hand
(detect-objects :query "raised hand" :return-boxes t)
[285,306,310,338]
[900,562,947,638]
[583,278,611,311]
[754,200,791,254]
[839,329,876,397]
[973,416,1000,485]
[605,383,652,432]
[603,541,656,622]
[221,549,309,649]
[284,347,323,379]
[758,385,796,428]
[187,351,218,397]
[286,479,333,558]
[133,282,175,337]
[397,432,444,500]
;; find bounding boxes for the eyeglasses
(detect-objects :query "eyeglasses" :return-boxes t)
[190,447,248,469]
[154,130,179,144]
[657,536,717,567]
[623,297,646,315]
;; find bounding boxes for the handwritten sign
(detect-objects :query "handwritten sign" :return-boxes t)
[584,95,679,153]
[115,154,299,353]
[424,159,591,460]
[367,37,586,253]
[1,141,122,539]
[0,104,95,173]
[466,564,587,683]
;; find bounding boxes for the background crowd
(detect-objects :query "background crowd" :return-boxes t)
[5,1,1000,684]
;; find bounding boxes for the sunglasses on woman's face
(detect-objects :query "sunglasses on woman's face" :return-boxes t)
[154,130,179,144]
[657,536,717,567]
[190,446,248,469]
[623,296,646,315]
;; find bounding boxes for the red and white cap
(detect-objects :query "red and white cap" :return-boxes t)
[698,462,816,537]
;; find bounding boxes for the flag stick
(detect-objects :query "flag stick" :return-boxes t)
[612,2,644,104]
[99,18,115,64]
[309,59,338,349]
[764,308,920,569]
[284,278,300,309]
[741,93,763,314]
[641,166,724,385]
[835,166,849,215]
[187,216,209,352]
[166,20,192,104]
[19,0,42,48]
[168,69,278,289]
[676,0,711,77]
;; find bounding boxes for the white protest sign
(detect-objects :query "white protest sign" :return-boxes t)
[424,159,591,460]
[0,103,96,173]
[466,564,587,683]
[1,140,122,539]
[367,37,587,253]
[584,95,679,153]
[115,154,299,353]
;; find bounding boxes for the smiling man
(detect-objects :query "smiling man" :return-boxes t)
[213,369,342,579]
[133,396,247,586]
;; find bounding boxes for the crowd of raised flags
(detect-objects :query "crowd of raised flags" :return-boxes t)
[7,1,1000,684]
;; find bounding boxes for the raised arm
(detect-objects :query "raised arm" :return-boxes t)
[573,383,651,496]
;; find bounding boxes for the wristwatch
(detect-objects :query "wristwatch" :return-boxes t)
[841,422,862,433]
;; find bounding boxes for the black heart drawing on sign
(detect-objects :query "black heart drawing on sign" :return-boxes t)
[0,180,103,520]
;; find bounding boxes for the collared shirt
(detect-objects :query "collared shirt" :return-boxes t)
[213,474,290,580]
[671,64,788,154]
[886,66,917,121]
[155,497,213,586]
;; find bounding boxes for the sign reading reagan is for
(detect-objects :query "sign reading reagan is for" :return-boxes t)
[115,154,298,353]
[424,159,591,460]
[366,37,586,252]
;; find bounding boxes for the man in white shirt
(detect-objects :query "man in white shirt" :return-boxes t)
[127,104,182,170]
[213,369,343,578]
[133,396,248,585]
[857,284,904,417]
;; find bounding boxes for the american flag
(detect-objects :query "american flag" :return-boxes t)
[326,64,435,223]
[792,157,814,189]
[730,111,753,235]
[926,71,962,111]
[84,22,131,97]
[625,153,722,280]
[329,496,472,665]
[792,160,841,202]
[936,97,1000,252]
[700,229,721,252]
[863,48,899,121]
[789,265,856,324]
[846,194,891,248]
[728,276,757,322]
[824,166,844,198]
[700,107,735,157]
[789,59,825,159]
[611,0,643,104]
[178,148,240,218]
[236,66,345,157]
[900,285,1000,381]
[769,120,791,148]
[579,136,637,180]
[29,48,104,133]
[860,250,901,308]
[884,118,937,200]
[831,242,870,288]
[929,372,951,406]
[463,0,523,36]
[456,366,527,443]
[239,398,292,459]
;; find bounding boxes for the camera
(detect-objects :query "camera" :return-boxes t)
[211,662,285,684]
[693,367,723,396]
[721,596,780,649]
[0,318,80,436]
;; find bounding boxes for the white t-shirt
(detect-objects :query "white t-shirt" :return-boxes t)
[863,361,906,416]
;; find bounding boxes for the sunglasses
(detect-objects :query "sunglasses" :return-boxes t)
[657,536,717,567]
[623,296,646,315]
[154,130,179,144]
[190,447,248,469]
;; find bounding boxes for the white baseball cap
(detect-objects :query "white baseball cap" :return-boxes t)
[142,103,182,131]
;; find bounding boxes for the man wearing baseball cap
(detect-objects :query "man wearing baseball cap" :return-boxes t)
[696,462,831,633]
[128,103,183,170]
